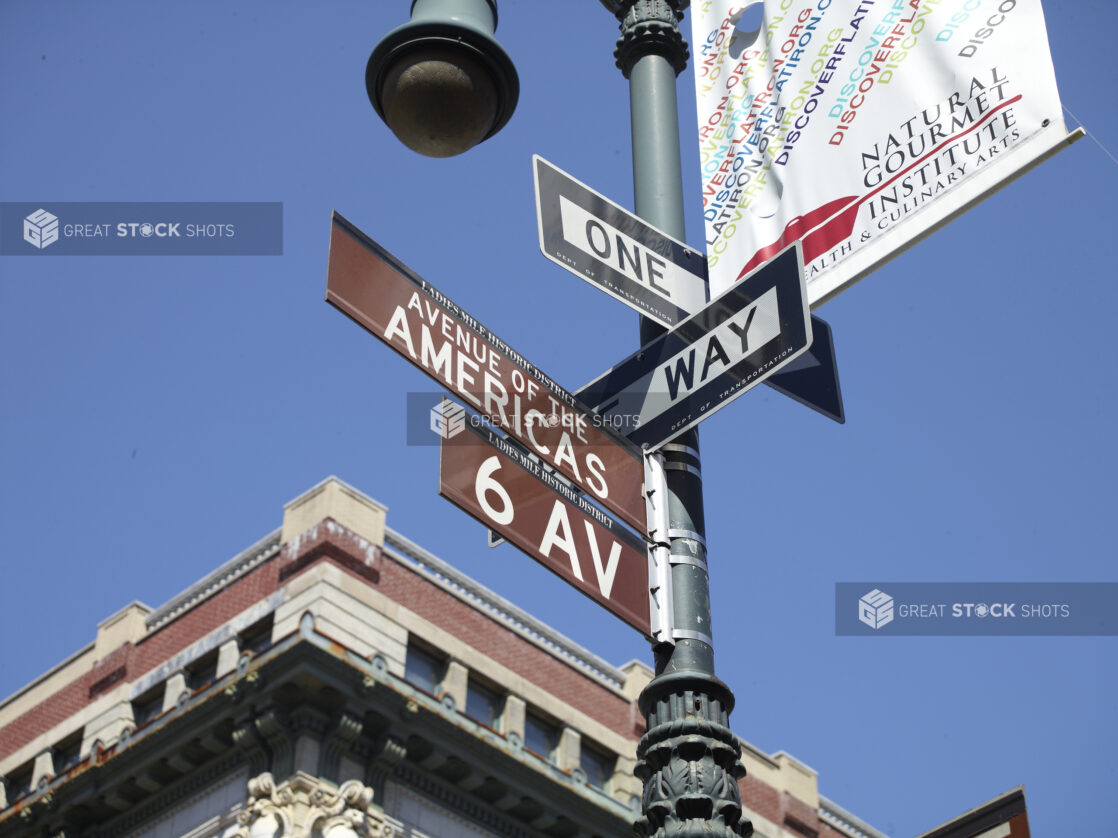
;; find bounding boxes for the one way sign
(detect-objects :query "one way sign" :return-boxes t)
[576,243,811,452]
[534,155,708,328]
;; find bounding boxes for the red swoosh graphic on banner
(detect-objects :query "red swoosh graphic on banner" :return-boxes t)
[736,93,1024,280]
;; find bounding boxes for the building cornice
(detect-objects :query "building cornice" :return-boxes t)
[819,793,892,838]
[384,527,627,690]
[144,529,282,632]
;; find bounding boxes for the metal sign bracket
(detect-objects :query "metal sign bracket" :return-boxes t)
[644,450,675,647]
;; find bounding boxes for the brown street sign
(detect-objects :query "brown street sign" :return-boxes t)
[325,211,646,532]
[439,419,651,637]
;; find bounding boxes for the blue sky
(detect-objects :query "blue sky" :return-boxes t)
[1,2,1115,835]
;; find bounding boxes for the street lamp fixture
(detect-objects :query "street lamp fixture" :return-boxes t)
[365,0,519,157]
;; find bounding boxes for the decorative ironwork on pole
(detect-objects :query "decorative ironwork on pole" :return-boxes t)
[607,0,690,78]
[599,2,751,836]
[635,679,750,837]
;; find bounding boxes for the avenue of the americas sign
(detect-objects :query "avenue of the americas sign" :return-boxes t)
[325,211,647,532]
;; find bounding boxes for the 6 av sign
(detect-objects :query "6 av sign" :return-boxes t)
[439,421,651,637]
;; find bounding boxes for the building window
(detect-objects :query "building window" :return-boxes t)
[132,684,163,727]
[4,761,33,803]
[239,613,274,657]
[524,712,560,762]
[186,649,219,691]
[52,730,83,774]
[465,680,501,729]
[404,643,444,695]
[580,742,615,789]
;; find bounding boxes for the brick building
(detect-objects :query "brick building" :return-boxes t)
[0,478,887,838]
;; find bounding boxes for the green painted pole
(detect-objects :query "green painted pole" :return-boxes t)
[603,3,752,837]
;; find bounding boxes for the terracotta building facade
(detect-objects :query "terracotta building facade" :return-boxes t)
[0,478,887,838]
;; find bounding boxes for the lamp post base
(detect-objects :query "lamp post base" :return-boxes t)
[636,669,752,838]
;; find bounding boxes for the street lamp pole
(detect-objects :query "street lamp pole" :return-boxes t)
[365,2,751,835]
[604,3,751,837]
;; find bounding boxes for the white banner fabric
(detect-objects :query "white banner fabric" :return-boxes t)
[691,0,1076,305]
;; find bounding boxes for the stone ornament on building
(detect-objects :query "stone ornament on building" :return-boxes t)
[226,772,387,838]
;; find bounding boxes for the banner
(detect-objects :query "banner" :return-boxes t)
[691,0,1080,305]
